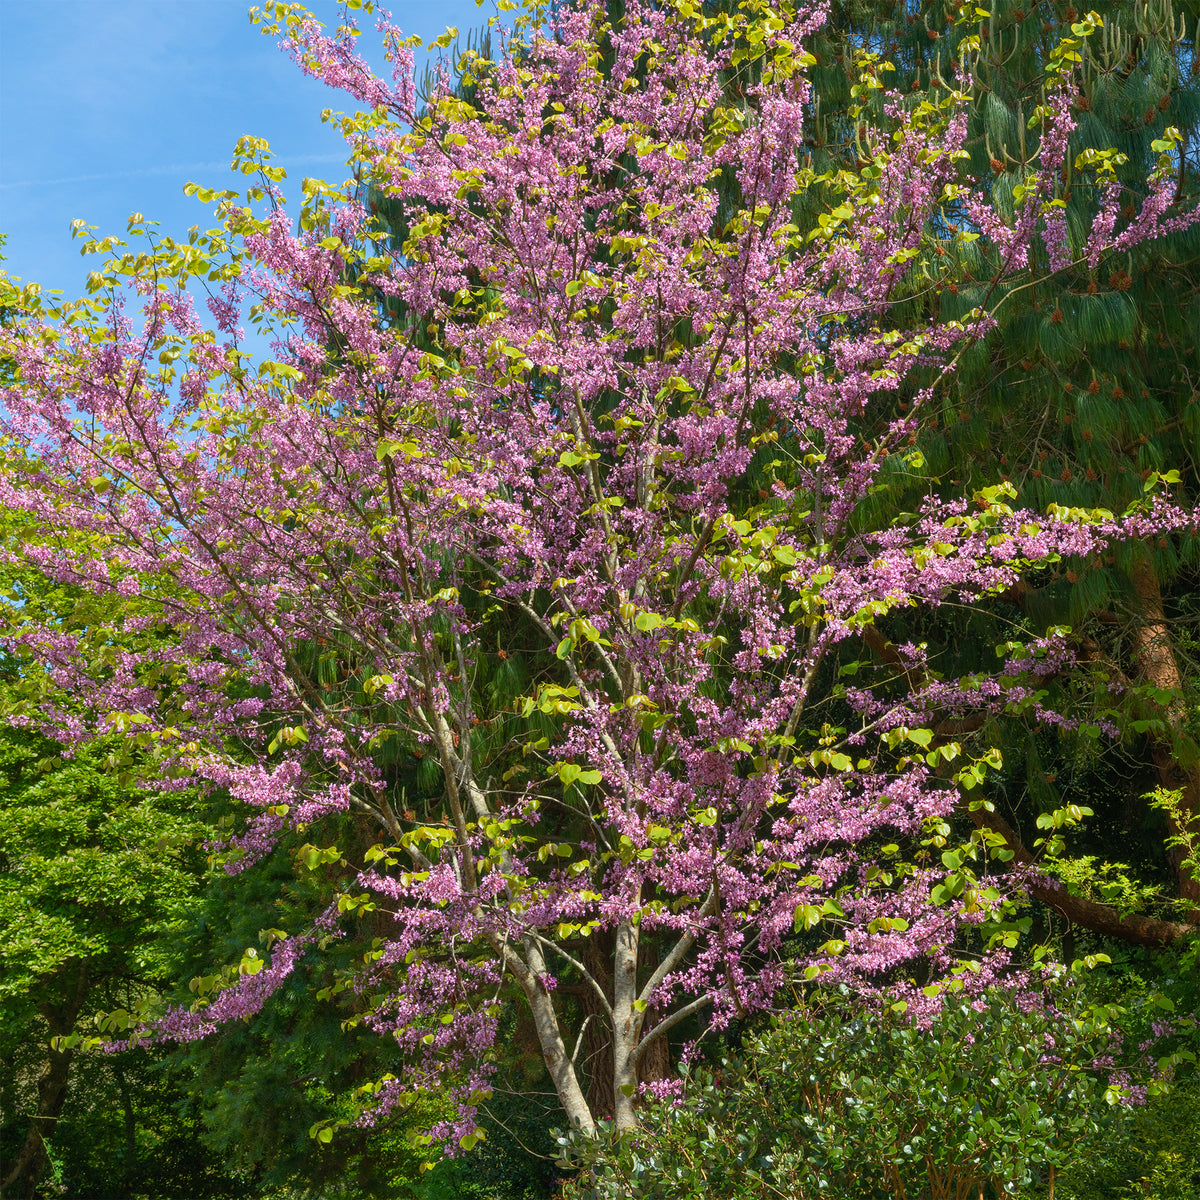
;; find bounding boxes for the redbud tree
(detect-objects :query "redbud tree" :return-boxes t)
[0,0,1195,1145]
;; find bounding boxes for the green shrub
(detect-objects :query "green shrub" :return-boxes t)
[1055,1073,1200,1200]
[558,986,1152,1200]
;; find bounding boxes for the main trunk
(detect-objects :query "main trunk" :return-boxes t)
[518,936,597,1136]
[578,929,673,1121]
[611,919,641,1132]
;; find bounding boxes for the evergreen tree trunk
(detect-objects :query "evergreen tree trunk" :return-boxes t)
[581,933,616,1120]
[1129,557,1200,911]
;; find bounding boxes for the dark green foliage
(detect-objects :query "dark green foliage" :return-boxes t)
[420,1090,561,1200]
[0,728,220,1199]
[1055,935,1200,1197]
[1057,1074,1200,1199]
[557,986,1165,1200]
[1,1047,251,1200]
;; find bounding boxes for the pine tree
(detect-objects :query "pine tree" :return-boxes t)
[796,0,1200,918]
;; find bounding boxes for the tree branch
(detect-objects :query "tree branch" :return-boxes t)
[968,805,1189,947]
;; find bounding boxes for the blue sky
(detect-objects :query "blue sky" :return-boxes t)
[1,0,488,298]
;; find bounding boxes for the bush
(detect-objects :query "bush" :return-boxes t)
[1055,1072,1200,1200]
[558,985,1152,1200]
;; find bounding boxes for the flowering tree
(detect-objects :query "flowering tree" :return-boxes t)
[1,0,1195,1146]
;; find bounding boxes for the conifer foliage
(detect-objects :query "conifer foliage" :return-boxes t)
[0,0,1195,1146]
[807,0,1200,908]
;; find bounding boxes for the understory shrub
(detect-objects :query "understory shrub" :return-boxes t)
[558,984,1173,1200]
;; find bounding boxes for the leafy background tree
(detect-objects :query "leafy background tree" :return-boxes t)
[0,501,254,1200]
[0,725,234,1199]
